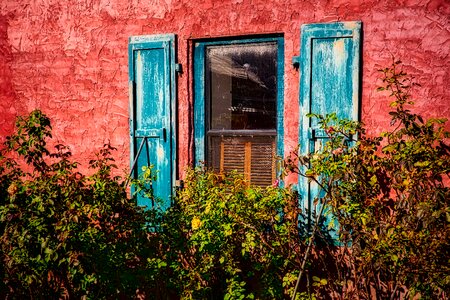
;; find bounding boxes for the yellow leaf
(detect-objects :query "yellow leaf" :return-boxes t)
[191,216,201,230]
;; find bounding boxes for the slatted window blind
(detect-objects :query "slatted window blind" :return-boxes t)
[208,135,275,186]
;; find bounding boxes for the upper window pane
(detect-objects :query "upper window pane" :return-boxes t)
[206,42,277,130]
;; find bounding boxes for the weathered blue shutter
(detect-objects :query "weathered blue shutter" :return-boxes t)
[298,22,361,230]
[128,34,177,210]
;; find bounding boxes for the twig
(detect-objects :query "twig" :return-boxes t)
[291,187,329,300]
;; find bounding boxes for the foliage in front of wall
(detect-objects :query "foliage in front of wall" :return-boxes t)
[286,60,450,299]
[0,110,322,299]
[0,110,325,299]
[0,111,162,298]
[158,168,306,299]
[1,61,448,299]
[137,166,339,299]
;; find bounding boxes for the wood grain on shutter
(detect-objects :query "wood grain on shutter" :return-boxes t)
[298,22,361,241]
[128,34,176,210]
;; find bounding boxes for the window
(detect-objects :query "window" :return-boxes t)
[127,22,360,210]
[194,36,284,186]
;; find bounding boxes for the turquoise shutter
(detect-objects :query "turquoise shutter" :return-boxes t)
[298,22,361,230]
[128,34,177,210]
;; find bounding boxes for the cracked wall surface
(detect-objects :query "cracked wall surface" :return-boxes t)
[0,0,448,176]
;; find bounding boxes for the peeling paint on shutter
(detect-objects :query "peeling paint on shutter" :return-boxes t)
[128,34,177,210]
[298,22,361,229]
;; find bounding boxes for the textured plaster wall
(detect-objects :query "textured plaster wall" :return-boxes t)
[0,15,16,139]
[0,0,448,178]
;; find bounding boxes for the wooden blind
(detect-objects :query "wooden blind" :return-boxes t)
[208,135,275,186]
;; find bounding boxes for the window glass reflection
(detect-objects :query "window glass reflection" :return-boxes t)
[206,42,277,130]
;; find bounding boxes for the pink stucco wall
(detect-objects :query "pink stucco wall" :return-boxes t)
[0,0,448,178]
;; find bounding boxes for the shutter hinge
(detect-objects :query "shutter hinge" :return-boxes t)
[175,63,182,73]
[175,179,184,189]
[292,56,300,69]
[309,128,328,140]
[129,119,134,137]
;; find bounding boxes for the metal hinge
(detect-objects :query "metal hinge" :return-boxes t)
[292,56,300,69]
[175,63,182,73]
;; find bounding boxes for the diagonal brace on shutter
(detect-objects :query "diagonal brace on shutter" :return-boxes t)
[128,127,167,179]
[127,136,147,184]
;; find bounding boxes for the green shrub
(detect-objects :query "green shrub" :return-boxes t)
[287,60,450,299]
[159,168,306,299]
[0,111,324,299]
[2,61,447,300]
[0,110,159,298]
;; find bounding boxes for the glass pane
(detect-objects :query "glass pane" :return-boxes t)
[206,42,277,130]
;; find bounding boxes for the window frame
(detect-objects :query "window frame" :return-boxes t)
[193,35,285,173]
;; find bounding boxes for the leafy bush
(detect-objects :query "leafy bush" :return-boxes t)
[287,60,450,299]
[1,61,447,300]
[0,110,159,298]
[0,111,322,299]
[159,168,305,299]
